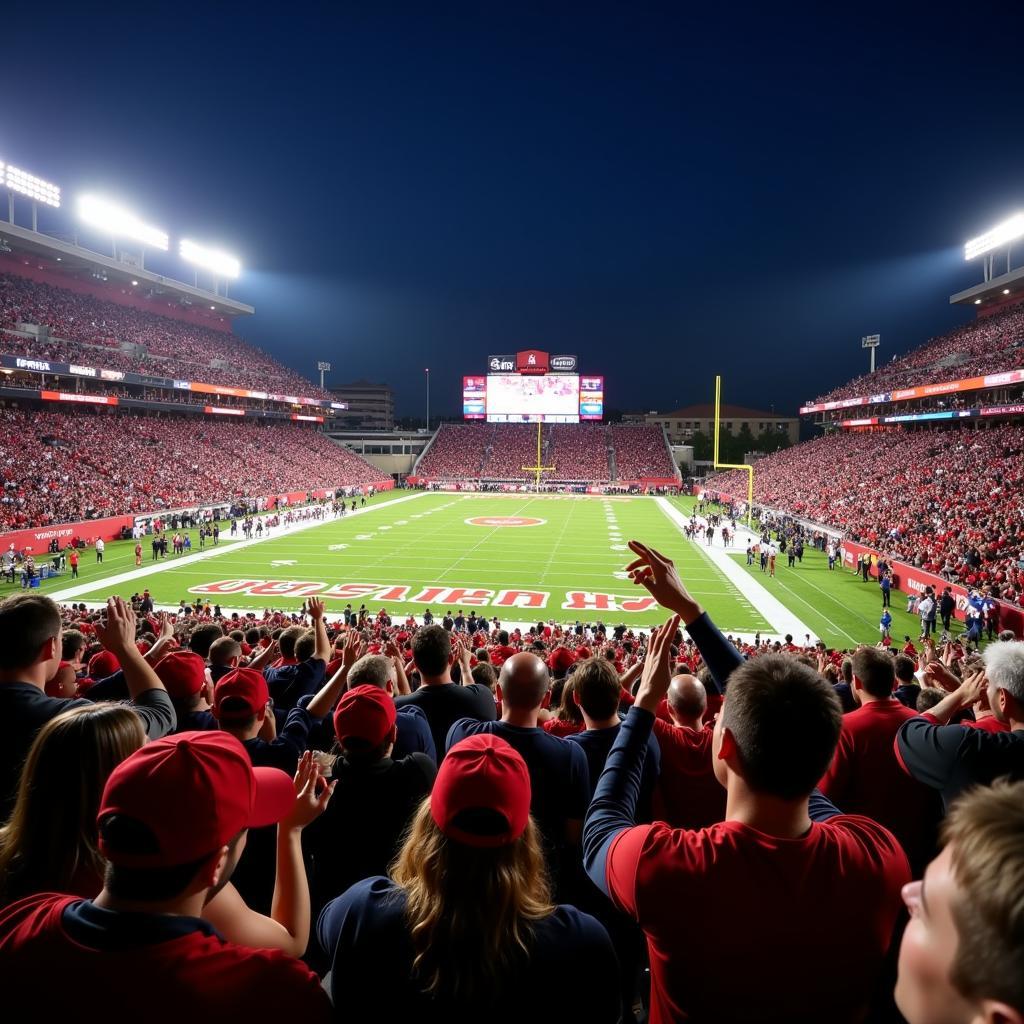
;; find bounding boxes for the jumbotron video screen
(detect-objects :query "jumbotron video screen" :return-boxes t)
[462,373,604,422]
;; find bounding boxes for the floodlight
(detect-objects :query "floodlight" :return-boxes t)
[179,239,240,279]
[78,195,169,250]
[964,213,1024,261]
[1,163,61,208]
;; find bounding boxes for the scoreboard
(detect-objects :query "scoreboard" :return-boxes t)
[462,351,604,423]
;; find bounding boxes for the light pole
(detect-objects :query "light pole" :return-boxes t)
[425,367,430,431]
[317,361,332,390]
[861,335,880,374]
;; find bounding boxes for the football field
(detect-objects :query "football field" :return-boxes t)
[19,491,927,647]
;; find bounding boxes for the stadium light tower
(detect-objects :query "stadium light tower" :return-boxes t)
[1,161,61,231]
[78,195,168,267]
[964,213,1024,282]
[861,334,880,373]
[179,239,241,296]
[317,361,331,389]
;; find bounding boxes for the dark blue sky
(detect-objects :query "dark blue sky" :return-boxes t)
[5,3,1024,416]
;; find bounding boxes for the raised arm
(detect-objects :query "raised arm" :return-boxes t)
[625,540,740,692]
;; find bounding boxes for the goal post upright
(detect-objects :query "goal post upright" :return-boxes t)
[521,421,555,492]
[713,374,754,529]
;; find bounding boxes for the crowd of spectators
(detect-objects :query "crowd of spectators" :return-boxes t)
[417,422,676,484]
[0,408,383,528]
[812,304,1024,405]
[708,424,1024,602]
[610,424,677,480]
[548,423,611,481]
[0,273,330,399]
[0,537,1020,1021]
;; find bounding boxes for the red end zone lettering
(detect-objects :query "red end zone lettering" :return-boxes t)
[409,587,494,606]
[189,580,265,595]
[561,592,658,613]
[494,590,549,608]
[464,516,545,528]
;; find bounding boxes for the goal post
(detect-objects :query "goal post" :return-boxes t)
[713,375,753,528]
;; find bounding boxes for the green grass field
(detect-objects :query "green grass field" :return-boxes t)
[15,491,932,648]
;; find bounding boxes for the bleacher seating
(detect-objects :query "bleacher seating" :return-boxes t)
[707,424,1024,602]
[609,424,676,480]
[811,304,1024,405]
[0,273,330,398]
[0,408,382,528]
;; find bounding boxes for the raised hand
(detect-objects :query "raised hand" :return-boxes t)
[625,541,702,624]
[634,613,681,713]
[281,752,335,831]
[307,597,326,621]
[94,596,138,657]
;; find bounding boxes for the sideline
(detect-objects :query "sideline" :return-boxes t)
[47,492,431,602]
[654,497,817,644]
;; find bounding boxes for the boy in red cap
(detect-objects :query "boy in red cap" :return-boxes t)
[319,733,618,1020]
[156,650,217,733]
[305,684,436,914]
[0,731,332,1020]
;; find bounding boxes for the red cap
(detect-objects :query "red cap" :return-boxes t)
[88,650,120,679]
[213,668,269,720]
[575,646,592,660]
[333,684,396,747]
[548,646,576,673]
[155,651,207,700]
[97,731,294,868]
[430,734,531,848]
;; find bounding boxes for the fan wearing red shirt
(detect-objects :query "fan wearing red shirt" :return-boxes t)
[651,672,727,831]
[0,731,331,1021]
[819,646,941,875]
[584,542,910,1024]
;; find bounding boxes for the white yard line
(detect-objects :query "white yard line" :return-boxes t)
[654,497,817,643]
[47,492,432,602]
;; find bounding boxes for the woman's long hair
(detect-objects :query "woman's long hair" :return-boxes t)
[0,704,145,904]
[552,677,584,726]
[390,801,555,1003]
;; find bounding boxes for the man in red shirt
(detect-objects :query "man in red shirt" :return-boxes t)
[584,541,910,1024]
[0,731,331,1020]
[819,646,941,875]
[651,672,726,830]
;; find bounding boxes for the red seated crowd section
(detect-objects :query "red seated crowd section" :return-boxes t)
[0,408,383,529]
[707,424,1024,603]
[0,272,330,398]
[811,303,1024,405]
[417,422,676,483]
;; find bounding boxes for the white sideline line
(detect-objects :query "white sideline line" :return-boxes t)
[47,492,432,602]
[654,497,817,644]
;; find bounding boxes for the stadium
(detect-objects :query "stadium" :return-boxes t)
[2,10,1024,1024]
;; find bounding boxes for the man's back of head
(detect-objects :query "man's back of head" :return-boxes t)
[412,625,451,681]
[189,623,224,660]
[668,673,707,724]
[498,652,550,712]
[0,593,62,678]
[208,636,241,668]
[348,654,394,690]
[277,625,305,661]
[852,646,896,700]
[572,657,621,723]
[719,655,842,800]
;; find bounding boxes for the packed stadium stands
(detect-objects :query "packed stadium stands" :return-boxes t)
[707,424,1024,602]
[0,408,383,528]
[416,422,676,483]
[810,303,1024,404]
[0,273,330,398]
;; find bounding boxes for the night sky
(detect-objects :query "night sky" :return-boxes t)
[5,3,1024,417]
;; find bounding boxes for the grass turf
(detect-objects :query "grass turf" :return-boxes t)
[40,492,772,632]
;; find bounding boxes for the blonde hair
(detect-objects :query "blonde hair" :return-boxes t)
[0,704,145,904]
[390,800,555,1003]
[943,780,1024,1012]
